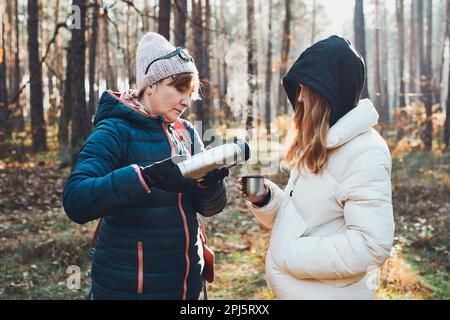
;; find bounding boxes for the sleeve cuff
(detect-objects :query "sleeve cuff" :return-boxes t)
[252,188,272,207]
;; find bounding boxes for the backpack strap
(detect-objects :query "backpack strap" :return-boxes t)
[172,120,193,156]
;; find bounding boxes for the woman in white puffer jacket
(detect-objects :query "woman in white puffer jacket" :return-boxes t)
[239,35,395,300]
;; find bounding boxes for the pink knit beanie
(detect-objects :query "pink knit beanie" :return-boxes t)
[136,32,198,93]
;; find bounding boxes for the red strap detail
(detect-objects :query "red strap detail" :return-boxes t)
[198,217,215,283]
[91,218,103,248]
[173,120,192,156]
[199,218,207,244]
[137,241,144,294]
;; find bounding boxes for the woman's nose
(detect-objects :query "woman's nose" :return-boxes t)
[181,97,191,109]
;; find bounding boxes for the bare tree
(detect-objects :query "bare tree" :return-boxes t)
[158,0,171,40]
[174,0,187,47]
[191,0,204,123]
[444,2,450,148]
[444,55,450,149]
[47,0,60,126]
[418,0,433,151]
[88,0,99,121]
[265,0,273,136]
[204,0,213,126]
[246,0,257,132]
[396,0,406,108]
[6,1,14,107]
[69,0,89,165]
[125,5,133,88]
[374,0,383,123]
[436,1,449,107]
[13,0,23,131]
[354,0,369,99]
[217,0,230,122]
[27,0,47,152]
[0,1,11,141]
[59,47,71,167]
[409,0,418,103]
[381,2,389,122]
[423,0,433,151]
[143,0,150,32]
[277,0,291,116]
[101,7,115,90]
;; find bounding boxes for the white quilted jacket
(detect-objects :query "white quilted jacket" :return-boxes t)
[247,99,395,300]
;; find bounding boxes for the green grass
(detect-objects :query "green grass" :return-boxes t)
[405,251,450,300]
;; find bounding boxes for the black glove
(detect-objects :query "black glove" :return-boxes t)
[199,167,230,188]
[140,157,197,192]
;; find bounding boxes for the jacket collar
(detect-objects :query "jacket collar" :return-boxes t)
[326,99,379,149]
[94,90,167,131]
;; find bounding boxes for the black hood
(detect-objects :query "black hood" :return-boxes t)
[282,35,366,127]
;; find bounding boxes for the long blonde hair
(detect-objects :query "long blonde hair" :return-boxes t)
[284,85,332,175]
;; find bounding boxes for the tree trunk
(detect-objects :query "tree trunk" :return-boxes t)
[13,0,23,131]
[443,3,450,148]
[174,0,187,47]
[374,0,383,123]
[0,1,11,141]
[125,5,133,88]
[218,0,230,121]
[48,65,57,126]
[47,0,60,127]
[203,0,211,127]
[59,45,71,167]
[27,0,47,152]
[246,0,257,132]
[143,0,150,33]
[381,3,389,123]
[409,0,418,103]
[6,0,14,101]
[69,0,89,166]
[54,0,64,124]
[436,1,449,108]
[102,10,115,90]
[396,0,406,108]
[265,0,273,136]
[277,0,292,116]
[88,0,99,122]
[354,0,369,99]
[191,0,204,123]
[423,0,433,151]
[158,0,171,40]
[444,60,450,148]
[418,0,432,151]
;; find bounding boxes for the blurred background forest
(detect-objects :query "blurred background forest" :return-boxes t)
[0,0,449,299]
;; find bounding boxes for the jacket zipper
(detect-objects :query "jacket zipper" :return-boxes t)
[162,122,190,300]
[178,194,190,300]
[137,241,144,294]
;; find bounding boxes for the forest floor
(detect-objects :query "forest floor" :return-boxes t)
[0,134,449,300]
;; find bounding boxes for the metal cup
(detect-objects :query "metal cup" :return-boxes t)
[241,175,265,197]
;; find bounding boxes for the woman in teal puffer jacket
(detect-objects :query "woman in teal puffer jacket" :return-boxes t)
[63,33,228,300]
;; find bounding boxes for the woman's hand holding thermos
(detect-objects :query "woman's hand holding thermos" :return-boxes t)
[140,157,197,192]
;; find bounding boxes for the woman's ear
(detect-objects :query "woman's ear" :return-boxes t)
[297,84,305,103]
[146,86,153,97]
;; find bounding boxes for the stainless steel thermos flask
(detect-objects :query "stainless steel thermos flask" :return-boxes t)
[176,140,250,180]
